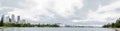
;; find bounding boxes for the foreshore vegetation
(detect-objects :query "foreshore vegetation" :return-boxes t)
[103,18,120,28]
[0,15,59,27]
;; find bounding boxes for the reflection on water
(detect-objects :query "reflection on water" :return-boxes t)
[0,28,115,31]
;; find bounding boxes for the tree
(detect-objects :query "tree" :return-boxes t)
[103,18,120,28]
[111,23,115,28]
[0,15,4,26]
[103,24,111,28]
[115,18,120,27]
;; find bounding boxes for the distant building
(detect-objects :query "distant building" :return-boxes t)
[1,15,4,22]
[2,14,27,24]
[17,16,20,23]
[4,16,10,23]
[21,19,26,23]
[8,17,12,23]
[11,14,15,23]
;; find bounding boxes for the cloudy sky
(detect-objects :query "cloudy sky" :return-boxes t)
[0,0,120,26]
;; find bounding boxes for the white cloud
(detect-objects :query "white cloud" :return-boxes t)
[97,1,120,12]
[72,20,80,22]
[1,0,120,26]
[88,0,120,22]
[72,19,89,22]
[6,0,83,21]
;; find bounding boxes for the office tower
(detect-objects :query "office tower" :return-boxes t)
[5,16,10,23]
[0,15,4,26]
[1,15,4,22]
[11,14,15,23]
[9,17,12,22]
[17,16,20,23]
[22,19,26,23]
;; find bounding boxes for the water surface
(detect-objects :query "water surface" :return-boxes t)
[0,27,115,31]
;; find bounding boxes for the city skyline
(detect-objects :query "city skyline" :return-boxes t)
[2,14,24,23]
[0,0,120,26]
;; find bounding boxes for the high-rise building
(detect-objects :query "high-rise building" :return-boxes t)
[0,15,4,26]
[11,14,15,23]
[17,16,20,23]
[8,17,12,22]
[5,16,10,23]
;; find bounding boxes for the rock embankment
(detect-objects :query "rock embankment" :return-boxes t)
[115,28,120,31]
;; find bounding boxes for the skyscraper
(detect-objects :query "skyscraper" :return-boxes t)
[11,14,15,23]
[17,16,20,23]
[9,17,12,22]
[0,15,4,26]
[5,16,10,23]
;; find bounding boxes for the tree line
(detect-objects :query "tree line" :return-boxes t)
[103,18,120,28]
[0,15,59,27]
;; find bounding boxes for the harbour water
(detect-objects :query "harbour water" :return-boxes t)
[0,27,115,31]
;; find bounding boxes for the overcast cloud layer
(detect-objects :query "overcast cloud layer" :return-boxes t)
[0,0,120,26]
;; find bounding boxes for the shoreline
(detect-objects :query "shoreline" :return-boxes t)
[114,28,120,31]
[0,27,3,29]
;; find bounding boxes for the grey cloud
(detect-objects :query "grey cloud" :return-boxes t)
[0,0,25,8]
[0,0,120,26]
[0,0,26,16]
[100,0,119,6]
[114,8,120,13]
[36,0,119,25]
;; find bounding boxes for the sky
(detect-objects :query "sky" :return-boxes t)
[0,0,120,26]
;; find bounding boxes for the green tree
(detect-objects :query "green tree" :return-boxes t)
[103,18,120,28]
[111,23,115,28]
[0,15,4,26]
[103,24,111,28]
[115,18,120,27]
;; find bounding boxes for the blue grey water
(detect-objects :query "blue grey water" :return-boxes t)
[0,28,115,31]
